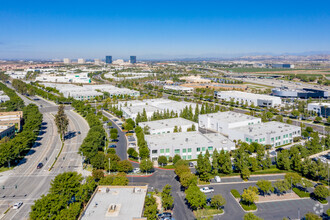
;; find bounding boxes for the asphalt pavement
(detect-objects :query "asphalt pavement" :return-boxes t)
[0,94,89,220]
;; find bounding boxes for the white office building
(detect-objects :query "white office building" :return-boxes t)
[145,131,235,161]
[36,73,91,83]
[229,121,301,147]
[139,118,198,135]
[163,85,194,93]
[215,91,282,107]
[198,111,261,136]
[63,58,71,64]
[77,58,85,64]
[307,103,330,118]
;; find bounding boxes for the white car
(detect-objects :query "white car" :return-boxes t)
[200,187,214,193]
[133,168,140,174]
[13,202,23,209]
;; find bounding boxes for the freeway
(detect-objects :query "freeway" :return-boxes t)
[0,94,89,220]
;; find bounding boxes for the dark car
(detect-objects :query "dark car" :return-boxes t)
[206,198,212,204]
[37,163,43,169]
[275,147,284,152]
[158,212,172,219]
[109,144,117,148]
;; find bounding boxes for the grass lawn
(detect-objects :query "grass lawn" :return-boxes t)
[0,167,13,173]
[198,179,210,185]
[159,165,175,169]
[240,201,257,211]
[231,189,241,199]
[251,168,290,175]
[194,208,223,218]
[317,198,328,204]
[293,187,310,198]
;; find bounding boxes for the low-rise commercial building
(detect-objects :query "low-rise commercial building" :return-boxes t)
[80,185,147,220]
[36,73,91,84]
[0,125,15,140]
[139,118,198,134]
[163,85,194,93]
[199,111,261,135]
[0,91,10,103]
[215,91,282,107]
[272,87,328,99]
[307,103,330,118]
[0,111,23,132]
[145,131,235,161]
[229,121,301,147]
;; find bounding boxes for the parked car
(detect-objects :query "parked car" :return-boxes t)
[214,176,221,183]
[200,187,214,193]
[77,131,81,135]
[37,163,43,169]
[189,162,194,167]
[12,202,23,209]
[157,212,172,219]
[133,168,140,173]
[108,144,116,148]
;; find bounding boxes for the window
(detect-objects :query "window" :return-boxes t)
[202,147,206,151]
[197,147,201,152]
[278,136,281,139]
[166,148,170,153]
[160,149,164,154]
[271,137,274,141]
[255,139,258,142]
[249,139,252,143]
[188,148,192,153]
[182,156,186,160]
[246,138,249,142]
[152,150,157,154]
[188,155,192,160]
[208,146,213,151]
[260,138,262,142]
[286,134,288,138]
[283,135,285,138]
[183,149,186,153]
[174,149,180,154]
[290,133,292,137]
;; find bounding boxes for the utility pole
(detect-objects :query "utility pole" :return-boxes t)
[108,158,111,175]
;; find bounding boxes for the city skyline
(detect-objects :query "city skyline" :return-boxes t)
[1,0,330,59]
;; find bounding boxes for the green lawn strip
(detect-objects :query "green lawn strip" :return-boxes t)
[48,142,64,171]
[231,189,241,199]
[239,201,257,211]
[0,167,13,173]
[292,187,310,198]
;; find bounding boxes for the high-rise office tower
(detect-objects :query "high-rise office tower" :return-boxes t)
[105,56,112,64]
[130,56,136,64]
[78,58,85,64]
[63,58,71,64]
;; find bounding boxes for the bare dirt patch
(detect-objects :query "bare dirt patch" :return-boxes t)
[256,192,301,203]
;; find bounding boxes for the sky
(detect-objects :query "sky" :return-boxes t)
[1,0,330,60]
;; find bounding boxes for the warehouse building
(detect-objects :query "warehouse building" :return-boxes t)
[0,111,23,132]
[215,91,282,107]
[145,131,235,161]
[307,103,330,118]
[163,85,194,93]
[139,118,198,135]
[272,87,328,99]
[229,121,301,147]
[199,111,261,136]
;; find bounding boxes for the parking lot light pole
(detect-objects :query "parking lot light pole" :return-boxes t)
[108,158,111,175]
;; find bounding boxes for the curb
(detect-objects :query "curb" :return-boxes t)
[230,192,258,213]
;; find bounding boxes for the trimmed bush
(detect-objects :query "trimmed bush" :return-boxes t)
[231,189,241,199]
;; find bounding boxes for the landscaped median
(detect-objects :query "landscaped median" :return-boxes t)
[230,189,258,212]
[193,207,224,219]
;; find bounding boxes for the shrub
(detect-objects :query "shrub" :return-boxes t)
[231,189,241,199]
[293,187,310,198]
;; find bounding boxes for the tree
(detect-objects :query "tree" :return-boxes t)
[241,167,251,181]
[212,149,219,174]
[314,116,322,123]
[173,154,182,165]
[244,213,264,220]
[185,184,206,210]
[180,172,197,188]
[117,160,133,173]
[55,104,69,141]
[127,147,138,158]
[256,179,274,196]
[92,169,104,181]
[139,147,150,159]
[284,173,302,187]
[211,194,226,210]
[218,149,232,174]
[143,195,157,220]
[276,150,291,170]
[140,159,153,173]
[304,212,322,220]
[175,164,191,177]
[110,132,118,140]
[161,184,174,210]
[291,110,300,118]
[90,152,105,169]
[241,186,259,205]
[112,172,129,185]
[158,156,168,166]
[314,185,330,200]
[274,179,290,194]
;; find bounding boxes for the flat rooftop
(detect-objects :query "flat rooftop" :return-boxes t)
[218,91,280,100]
[122,105,161,114]
[139,117,196,131]
[309,102,330,107]
[145,131,234,150]
[233,121,300,137]
[80,185,147,220]
[201,111,260,124]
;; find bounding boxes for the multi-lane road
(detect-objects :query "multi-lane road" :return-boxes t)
[0,93,89,220]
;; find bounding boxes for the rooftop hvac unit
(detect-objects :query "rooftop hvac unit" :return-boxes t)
[185,138,188,142]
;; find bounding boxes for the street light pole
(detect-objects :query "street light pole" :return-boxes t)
[108,158,111,175]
